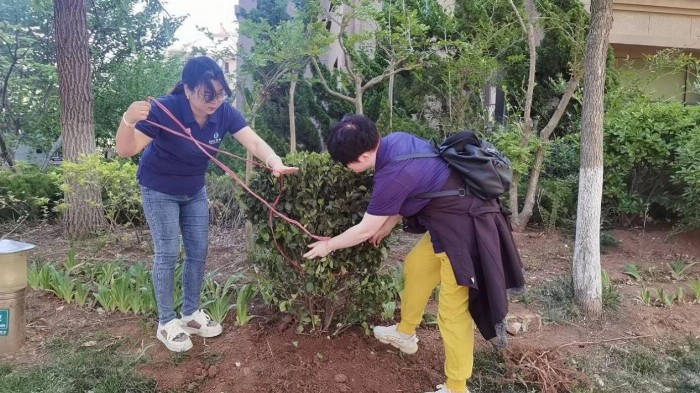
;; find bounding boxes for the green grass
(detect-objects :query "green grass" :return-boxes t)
[531,273,620,323]
[532,276,581,322]
[578,338,700,392]
[470,338,700,393]
[0,338,155,393]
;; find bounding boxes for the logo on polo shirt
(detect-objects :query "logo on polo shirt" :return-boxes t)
[209,132,222,145]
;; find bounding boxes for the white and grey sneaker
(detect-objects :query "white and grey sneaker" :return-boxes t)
[426,385,470,393]
[157,319,193,352]
[181,309,223,338]
[372,324,419,354]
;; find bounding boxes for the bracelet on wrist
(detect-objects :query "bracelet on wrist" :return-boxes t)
[121,113,135,128]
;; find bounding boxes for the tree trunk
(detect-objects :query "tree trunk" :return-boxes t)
[0,134,15,170]
[355,81,364,115]
[388,66,394,130]
[573,0,613,319]
[289,79,297,154]
[54,0,104,239]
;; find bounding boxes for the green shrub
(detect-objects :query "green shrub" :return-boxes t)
[672,128,700,229]
[239,152,398,334]
[604,100,700,227]
[57,154,143,229]
[536,176,577,231]
[0,163,61,221]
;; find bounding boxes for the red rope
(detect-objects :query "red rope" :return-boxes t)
[140,97,328,272]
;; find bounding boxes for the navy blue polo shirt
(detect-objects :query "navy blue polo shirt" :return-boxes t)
[135,93,247,195]
[367,132,451,217]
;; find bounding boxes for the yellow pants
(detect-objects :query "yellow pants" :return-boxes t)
[397,233,474,393]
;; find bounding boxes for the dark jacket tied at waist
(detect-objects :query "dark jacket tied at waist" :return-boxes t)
[406,173,525,346]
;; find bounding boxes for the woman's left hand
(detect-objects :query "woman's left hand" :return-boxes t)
[270,161,299,177]
[303,240,331,259]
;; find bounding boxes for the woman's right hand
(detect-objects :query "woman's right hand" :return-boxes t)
[123,101,151,126]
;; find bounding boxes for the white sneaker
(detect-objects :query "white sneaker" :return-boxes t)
[181,309,223,337]
[425,385,470,393]
[372,324,418,354]
[157,319,193,352]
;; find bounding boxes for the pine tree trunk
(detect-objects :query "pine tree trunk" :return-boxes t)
[54,0,104,239]
[572,0,613,318]
[289,79,297,154]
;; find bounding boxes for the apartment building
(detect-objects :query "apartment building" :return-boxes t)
[582,0,700,103]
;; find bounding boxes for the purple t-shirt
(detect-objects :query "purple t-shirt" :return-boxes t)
[367,132,451,217]
[135,93,247,196]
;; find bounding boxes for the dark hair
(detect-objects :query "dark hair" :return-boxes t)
[327,114,380,165]
[170,56,232,102]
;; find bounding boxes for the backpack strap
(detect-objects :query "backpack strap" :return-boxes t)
[411,188,470,200]
[388,152,470,200]
[387,152,440,164]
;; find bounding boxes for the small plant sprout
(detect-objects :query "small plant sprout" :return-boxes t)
[203,274,239,323]
[623,264,642,281]
[94,262,121,286]
[381,301,396,321]
[676,287,686,304]
[28,262,55,291]
[656,288,676,307]
[669,260,697,281]
[688,279,700,303]
[74,283,91,306]
[94,284,117,312]
[49,270,75,304]
[235,283,258,326]
[422,312,438,325]
[638,287,652,306]
[602,269,621,310]
[647,266,659,281]
[62,248,83,274]
[111,275,134,313]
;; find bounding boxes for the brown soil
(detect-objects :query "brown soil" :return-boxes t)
[2,222,699,392]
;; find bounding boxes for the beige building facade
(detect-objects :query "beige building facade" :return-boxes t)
[582,0,700,103]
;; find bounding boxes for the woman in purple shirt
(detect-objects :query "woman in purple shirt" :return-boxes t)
[304,115,524,393]
[116,56,297,352]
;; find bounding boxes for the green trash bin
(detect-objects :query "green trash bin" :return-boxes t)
[0,239,35,354]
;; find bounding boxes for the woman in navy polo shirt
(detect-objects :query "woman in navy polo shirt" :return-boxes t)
[116,56,298,352]
[303,115,523,393]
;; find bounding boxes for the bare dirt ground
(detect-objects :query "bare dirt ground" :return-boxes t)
[2,222,699,392]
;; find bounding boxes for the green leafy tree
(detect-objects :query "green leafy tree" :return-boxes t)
[0,0,56,168]
[505,0,587,231]
[93,54,184,147]
[238,0,332,178]
[0,0,182,168]
[311,0,432,115]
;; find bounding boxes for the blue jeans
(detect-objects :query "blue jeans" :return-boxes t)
[141,185,209,325]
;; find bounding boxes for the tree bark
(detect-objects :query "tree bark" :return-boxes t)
[388,66,394,129]
[289,79,297,153]
[54,0,104,238]
[573,0,613,319]
[511,73,581,231]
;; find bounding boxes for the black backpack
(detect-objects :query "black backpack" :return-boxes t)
[389,131,513,200]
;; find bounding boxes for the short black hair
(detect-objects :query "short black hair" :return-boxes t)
[327,115,380,166]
